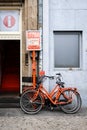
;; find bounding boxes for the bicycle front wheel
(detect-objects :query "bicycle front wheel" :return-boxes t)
[20,90,43,114]
[59,90,82,114]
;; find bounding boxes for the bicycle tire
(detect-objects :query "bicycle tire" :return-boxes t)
[20,90,43,114]
[59,90,82,114]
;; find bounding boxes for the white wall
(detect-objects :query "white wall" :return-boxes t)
[43,0,87,107]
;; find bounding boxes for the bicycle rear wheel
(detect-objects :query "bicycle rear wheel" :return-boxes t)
[59,90,82,114]
[20,90,43,114]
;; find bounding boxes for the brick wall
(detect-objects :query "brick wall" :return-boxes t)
[22,0,38,77]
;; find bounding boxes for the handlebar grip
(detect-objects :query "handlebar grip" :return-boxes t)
[49,76,54,79]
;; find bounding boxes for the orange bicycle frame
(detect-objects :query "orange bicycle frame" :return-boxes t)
[38,84,77,105]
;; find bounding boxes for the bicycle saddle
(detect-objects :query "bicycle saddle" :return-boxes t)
[56,81,65,87]
[56,73,61,75]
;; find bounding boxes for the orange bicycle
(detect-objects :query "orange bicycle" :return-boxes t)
[20,73,82,114]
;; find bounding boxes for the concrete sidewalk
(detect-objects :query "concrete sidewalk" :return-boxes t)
[0,107,87,130]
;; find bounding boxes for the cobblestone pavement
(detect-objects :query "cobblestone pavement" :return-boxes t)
[0,107,87,130]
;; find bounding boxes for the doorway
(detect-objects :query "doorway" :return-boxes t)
[0,40,20,94]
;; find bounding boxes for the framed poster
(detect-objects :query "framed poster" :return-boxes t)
[0,10,19,31]
[26,30,41,51]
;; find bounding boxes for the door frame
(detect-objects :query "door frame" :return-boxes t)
[0,7,22,94]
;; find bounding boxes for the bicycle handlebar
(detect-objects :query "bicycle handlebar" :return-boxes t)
[37,75,54,84]
[37,73,62,84]
[44,75,54,79]
[39,74,62,80]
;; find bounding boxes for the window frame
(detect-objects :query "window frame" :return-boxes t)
[53,31,82,70]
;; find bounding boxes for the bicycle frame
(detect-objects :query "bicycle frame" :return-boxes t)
[36,84,77,105]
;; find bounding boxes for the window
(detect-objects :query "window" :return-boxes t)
[54,31,82,68]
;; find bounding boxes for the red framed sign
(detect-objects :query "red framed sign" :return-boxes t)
[26,30,41,51]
